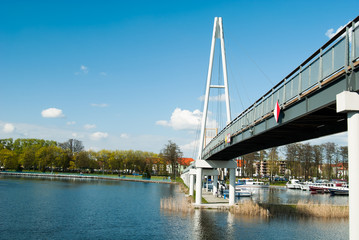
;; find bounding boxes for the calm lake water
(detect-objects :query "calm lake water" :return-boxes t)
[0,175,348,240]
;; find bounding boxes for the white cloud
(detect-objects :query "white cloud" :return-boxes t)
[67,121,76,125]
[199,93,227,102]
[325,28,337,39]
[41,108,65,118]
[180,139,198,153]
[84,124,96,130]
[91,103,108,108]
[72,133,78,138]
[100,72,107,76]
[81,65,88,74]
[120,133,129,139]
[156,108,202,130]
[156,108,218,131]
[90,132,109,140]
[325,21,356,40]
[3,123,15,133]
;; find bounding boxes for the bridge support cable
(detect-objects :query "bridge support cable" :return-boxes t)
[195,17,236,206]
[337,91,359,240]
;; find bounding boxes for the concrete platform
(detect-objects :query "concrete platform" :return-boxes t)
[193,190,233,209]
[202,191,228,203]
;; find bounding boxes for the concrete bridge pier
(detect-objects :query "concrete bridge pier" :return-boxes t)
[195,168,203,205]
[229,168,235,205]
[336,91,359,240]
[213,175,218,196]
[189,174,194,196]
[195,160,237,205]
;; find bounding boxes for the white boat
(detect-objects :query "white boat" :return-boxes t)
[329,185,349,196]
[286,179,301,189]
[223,188,253,197]
[309,180,347,193]
[236,179,269,189]
[300,181,312,191]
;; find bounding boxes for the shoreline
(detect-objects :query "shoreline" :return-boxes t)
[171,181,349,219]
[0,171,177,184]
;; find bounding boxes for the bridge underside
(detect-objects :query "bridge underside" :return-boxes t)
[208,103,347,160]
[205,66,359,160]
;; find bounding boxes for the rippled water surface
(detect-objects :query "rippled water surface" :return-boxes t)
[0,176,348,239]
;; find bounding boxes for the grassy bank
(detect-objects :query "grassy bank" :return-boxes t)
[176,177,208,204]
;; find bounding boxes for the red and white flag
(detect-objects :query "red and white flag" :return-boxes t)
[274,100,280,123]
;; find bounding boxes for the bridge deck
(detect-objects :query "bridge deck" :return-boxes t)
[203,16,359,160]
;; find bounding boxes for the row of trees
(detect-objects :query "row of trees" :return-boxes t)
[0,138,183,179]
[241,142,348,181]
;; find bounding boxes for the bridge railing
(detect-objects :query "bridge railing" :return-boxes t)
[202,16,359,159]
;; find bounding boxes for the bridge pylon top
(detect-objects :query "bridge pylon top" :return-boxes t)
[197,17,231,161]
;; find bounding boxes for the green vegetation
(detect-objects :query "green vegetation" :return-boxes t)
[160,140,183,180]
[270,181,286,186]
[0,138,177,179]
[240,142,348,181]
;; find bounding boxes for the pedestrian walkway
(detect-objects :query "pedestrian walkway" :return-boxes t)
[193,190,232,209]
[202,191,228,203]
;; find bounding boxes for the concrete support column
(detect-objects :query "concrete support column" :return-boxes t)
[213,175,218,196]
[195,168,203,205]
[336,91,359,240]
[348,111,359,240]
[206,176,209,192]
[189,174,194,196]
[229,168,235,205]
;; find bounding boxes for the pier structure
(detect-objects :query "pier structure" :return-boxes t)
[194,17,236,206]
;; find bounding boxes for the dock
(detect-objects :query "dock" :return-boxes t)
[193,191,232,210]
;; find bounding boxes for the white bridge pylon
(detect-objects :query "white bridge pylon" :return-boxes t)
[194,17,236,206]
[197,17,231,158]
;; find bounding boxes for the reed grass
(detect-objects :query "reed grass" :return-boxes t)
[230,201,269,217]
[160,196,194,213]
[296,200,348,218]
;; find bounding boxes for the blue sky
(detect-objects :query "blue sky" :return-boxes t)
[0,0,358,157]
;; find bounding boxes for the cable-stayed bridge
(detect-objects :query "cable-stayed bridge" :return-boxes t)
[202,17,359,160]
[182,16,359,240]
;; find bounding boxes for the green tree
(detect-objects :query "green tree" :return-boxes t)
[0,138,14,150]
[323,142,336,180]
[313,145,324,178]
[298,143,313,181]
[35,146,63,172]
[0,148,19,170]
[285,144,299,178]
[161,141,183,180]
[18,148,36,170]
[75,151,91,171]
[243,151,258,177]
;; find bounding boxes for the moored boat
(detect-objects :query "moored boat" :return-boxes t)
[286,179,301,189]
[300,181,312,191]
[309,180,347,194]
[236,179,269,189]
[223,188,253,197]
[329,187,349,196]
